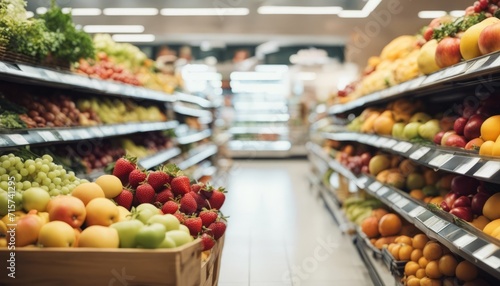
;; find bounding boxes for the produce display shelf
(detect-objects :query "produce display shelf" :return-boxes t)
[233,101,288,112]
[178,144,218,171]
[323,131,500,185]
[328,51,500,115]
[173,103,213,118]
[233,114,290,123]
[0,61,176,103]
[138,147,183,170]
[0,120,179,149]
[228,126,289,135]
[227,140,292,158]
[192,163,217,182]
[174,92,215,109]
[177,129,212,145]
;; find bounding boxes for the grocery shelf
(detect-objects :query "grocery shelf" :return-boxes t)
[0,121,179,149]
[174,92,215,109]
[227,140,291,158]
[233,114,290,123]
[176,129,212,145]
[138,147,182,170]
[233,102,287,112]
[178,144,218,170]
[192,164,217,181]
[328,51,500,115]
[323,131,500,185]
[228,126,288,135]
[0,61,176,103]
[173,102,213,119]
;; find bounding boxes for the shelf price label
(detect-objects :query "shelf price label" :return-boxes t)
[466,56,490,73]
[368,181,382,192]
[7,134,29,145]
[454,157,480,175]
[58,130,74,141]
[442,62,467,78]
[395,197,410,208]
[473,244,499,260]
[374,137,389,148]
[385,139,398,149]
[377,187,390,196]
[0,62,6,72]
[0,136,10,147]
[483,255,500,269]
[429,153,453,167]
[424,216,449,233]
[473,161,500,179]
[398,81,412,93]
[42,70,61,82]
[393,141,412,153]
[357,176,369,188]
[410,76,426,89]
[37,131,57,142]
[489,55,500,69]
[409,147,430,160]
[77,129,91,139]
[408,206,426,218]
[388,193,401,203]
[453,234,477,249]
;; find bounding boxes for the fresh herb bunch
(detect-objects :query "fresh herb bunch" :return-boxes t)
[433,12,488,42]
[39,0,95,64]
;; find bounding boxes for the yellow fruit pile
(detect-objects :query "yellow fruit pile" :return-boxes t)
[479,115,500,157]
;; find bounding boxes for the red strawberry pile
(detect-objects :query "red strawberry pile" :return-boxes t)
[111,156,228,251]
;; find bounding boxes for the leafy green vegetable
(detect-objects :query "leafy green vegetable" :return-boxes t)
[0,112,26,129]
[433,13,487,42]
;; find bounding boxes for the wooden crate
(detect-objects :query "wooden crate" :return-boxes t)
[200,235,225,286]
[0,239,202,286]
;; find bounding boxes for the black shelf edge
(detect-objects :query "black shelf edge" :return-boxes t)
[176,129,212,145]
[138,147,182,170]
[178,144,217,170]
[0,121,179,149]
[323,131,500,185]
[328,51,500,115]
[0,61,176,103]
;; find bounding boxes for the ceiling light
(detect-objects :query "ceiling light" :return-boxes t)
[160,8,249,16]
[449,10,465,17]
[418,10,447,19]
[83,25,145,33]
[103,8,158,16]
[61,8,102,16]
[112,34,155,43]
[257,6,342,15]
[26,11,34,18]
[36,7,47,14]
[339,0,381,18]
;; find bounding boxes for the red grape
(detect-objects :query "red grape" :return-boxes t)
[474,3,483,12]
[488,4,498,14]
[480,0,489,9]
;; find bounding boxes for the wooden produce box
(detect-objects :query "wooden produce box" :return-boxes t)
[201,235,225,286]
[0,239,202,286]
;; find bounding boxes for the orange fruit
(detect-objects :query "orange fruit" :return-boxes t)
[371,208,389,220]
[361,216,380,238]
[483,218,500,235]
[406,277,420,286]
[470,216,491,231]
[411,248,423,262]
[479,140,495,156]
[378,213,402,236]
[419,256,429,268]
[399,244,414,261]
[423,241,443,261]
[455,260,478,281]
[480,115,500,141]
[395,235,413,245]
[404,261,420,276]
[391,243,402,260]
[413,234,430,249]
[415,268,426,279]
[438,254,458,277]
[419,277,442,286]
[425,261,442,279]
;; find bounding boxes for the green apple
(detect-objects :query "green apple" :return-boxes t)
[110,219,144,248]
[403,122,423,140]
[147,214,180,231]
[158,234,176,248]
[136,208,155,224]
[418,119,441,141]
[179,224,190,235]
[409,112,432,123]
[166,230,193,247]
[136,223,166,249]
[23,187,51,212]
[392,122,406,139]
[136,203,160,215]
[0,191,8,216]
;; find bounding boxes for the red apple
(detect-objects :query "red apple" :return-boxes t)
[465,138,485,150]
[478,22,500,55]
[453,117,468,135]
[48,196,86,228]
[440,116,456,132]
[471,192,491,215]
[423,27,434,41]
[360,152,372,166]
[444,192,460,208]
[464,114,486,140]
[434,131,445,145]
[449,207,473,221]
[451,176,480,196]
[361,165,369,174]
[440,130,456,146]
[440,200,451,212]
[435,37,462,68]
[444,134,467,148]
[452,196,471,208]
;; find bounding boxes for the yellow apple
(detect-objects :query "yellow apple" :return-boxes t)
[71,182,105,205]
[38,221,75,247]
[85,198,119,226]
[78,225,119,248]
[418,39,440,75]
[117,206,131,222]
[460,17,500,60]
[95,175,123,199]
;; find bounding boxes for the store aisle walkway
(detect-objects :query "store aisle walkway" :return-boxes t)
[218,159,373,286]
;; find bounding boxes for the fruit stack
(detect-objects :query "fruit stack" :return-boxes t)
[111,156,227,251]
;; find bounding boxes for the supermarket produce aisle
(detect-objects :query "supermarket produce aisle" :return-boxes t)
[218,159,373,286]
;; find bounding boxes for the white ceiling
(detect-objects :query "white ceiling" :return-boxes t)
[27,0,472,66]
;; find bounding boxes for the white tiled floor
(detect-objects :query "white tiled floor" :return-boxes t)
[218,159,373,286]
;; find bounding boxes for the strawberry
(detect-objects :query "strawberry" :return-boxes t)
[191,182,205,194]
[208,188,226,210]
[128,169,147,188]
[113,189,134,210]
[132,195,140,208]
[189,191,208,211]
[155,188,174,205]
[184,216,202,236]
[179,193,197,214]
[199,209,218,228]
[208,221,226,240]
[113,156,137,185]
[162,201,179,214]
[136,183,156,204]
[173,212,185,224]
[148,171,170,192]
[200,233,216,251]
[200,184,214,199]
[171,175,191,197]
